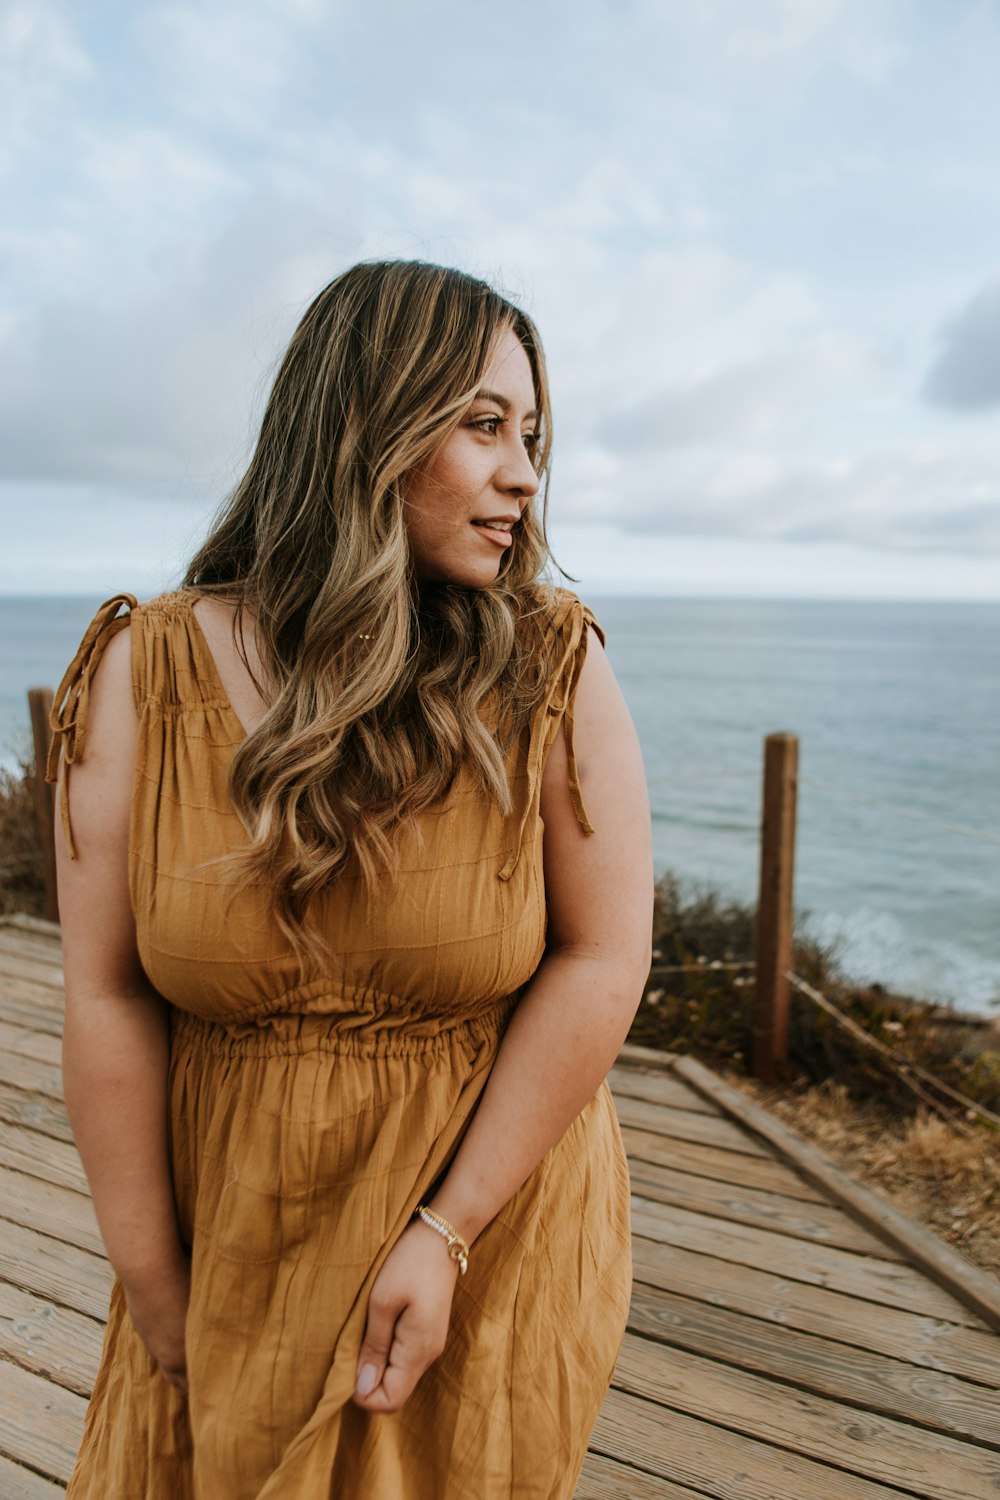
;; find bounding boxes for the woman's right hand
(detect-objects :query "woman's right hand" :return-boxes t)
[122,1255,191,1395]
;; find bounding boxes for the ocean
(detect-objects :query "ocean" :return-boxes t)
[2,594,997,1014]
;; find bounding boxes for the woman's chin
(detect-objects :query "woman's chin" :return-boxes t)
[416,556,505,590]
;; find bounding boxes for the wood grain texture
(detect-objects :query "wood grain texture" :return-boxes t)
[0,1219,113,1322]
[0,1081,73,1144]
[673,1053,1000,1333]
[0,1164,103,1257]
[0,1281,104,1398]
[626,1283,1000,1447]
[575,1451,708,1499]
[615,1093,772,1156]
[0,1453,68,1499]
[0,993,63,1037]
[591,1386,921,1500]
[608,1063,720,1117]
[0,1360,86,1485]
[0,1048,64,1102]
[0,1122,88,1195]
[619,1122,827,1201]
[0,951,65,992]
[629,1234,1000,1388]
[630,1197,980,1324]
[0,1020,62,1067]
[613,1333,1000,1500]
[626,1155,899,1257]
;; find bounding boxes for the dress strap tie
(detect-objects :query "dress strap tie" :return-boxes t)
[498,604,600,883]
[46,593,138,859]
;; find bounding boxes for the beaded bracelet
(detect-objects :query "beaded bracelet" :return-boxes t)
[414,1204,470,1274]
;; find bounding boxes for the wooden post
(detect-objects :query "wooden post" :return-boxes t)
[28,687,58,924]
[752,732,798,1084]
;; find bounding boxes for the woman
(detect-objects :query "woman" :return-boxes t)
[50,260,652,1499]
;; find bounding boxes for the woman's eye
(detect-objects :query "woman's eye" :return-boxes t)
[472,416,502,435]
[523,432,539,452]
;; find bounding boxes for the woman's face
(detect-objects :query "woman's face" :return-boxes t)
[403,326,541,588]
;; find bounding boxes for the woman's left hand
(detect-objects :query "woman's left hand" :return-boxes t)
[353,1217,461,1413]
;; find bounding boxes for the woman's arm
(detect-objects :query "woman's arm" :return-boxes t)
[55,625,190,1392]
[427,625,652,1236]
[354,626,652,1411]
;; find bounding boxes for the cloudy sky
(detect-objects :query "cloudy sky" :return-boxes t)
[3,0,1000,599]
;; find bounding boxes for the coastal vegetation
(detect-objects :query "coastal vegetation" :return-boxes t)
[2,752,998,1270]
[638,872,1000,1272]
[0,752,45,920]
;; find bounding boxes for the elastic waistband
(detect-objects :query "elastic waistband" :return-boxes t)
[168,990,520,1061]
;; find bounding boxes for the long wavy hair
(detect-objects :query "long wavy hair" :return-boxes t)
[183,259,560,956]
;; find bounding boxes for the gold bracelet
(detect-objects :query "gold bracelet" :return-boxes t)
[414,1204,469,1274]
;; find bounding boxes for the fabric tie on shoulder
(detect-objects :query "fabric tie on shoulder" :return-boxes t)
[46,592,138,859]
[497,601,601,882]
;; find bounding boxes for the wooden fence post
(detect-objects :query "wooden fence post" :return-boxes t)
[28,687,58,924]
[753,732,798,1084]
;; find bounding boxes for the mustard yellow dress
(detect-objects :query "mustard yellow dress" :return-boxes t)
[52,587,633,1500]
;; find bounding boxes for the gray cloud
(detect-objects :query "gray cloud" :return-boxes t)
[924,277,1000,411]
[589,446,1000,556]
[0,188,374,486]
[593,344,858,452]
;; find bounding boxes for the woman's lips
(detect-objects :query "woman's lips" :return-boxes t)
[471,520,514,547]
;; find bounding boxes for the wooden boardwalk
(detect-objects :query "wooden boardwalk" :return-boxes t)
[1,914,999,1499]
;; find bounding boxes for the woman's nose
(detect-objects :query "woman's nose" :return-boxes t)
[499,440,540,500]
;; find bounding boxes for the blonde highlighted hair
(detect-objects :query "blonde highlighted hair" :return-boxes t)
[183,259,560,955]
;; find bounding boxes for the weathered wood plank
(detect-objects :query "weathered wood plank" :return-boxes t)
[621,1123,826,1201]
[616,1094,772,1156]
[618,1043,678,1069]
[627,1283,1000,1446]
[0,1021,62,1067]
[0,920,63,953]
[0,951,65,991]
[609,1064,721,1117]
[627,1156,900,1258]
[630,1234,1000,1388]
[575,1451,706,1499]
[0,1048,64,1102]
[631,1198,984,1326]
[0,931,64,969]
[673,1054,1000,1334]
[0,1082,73,1144]
[0,993,63,1038]
[0,1360,86,1485]
[614,1333,1000,1500]
[0,969,65,1011]
[0,1165,102,1257]
[0,943,64,980]
[592,1386,918,1500]
[0,1122,87,1195]
[0,1453,68,1499]
[0,1221,112,1321]
[0,913,62,943]
[0,1281,103,1398]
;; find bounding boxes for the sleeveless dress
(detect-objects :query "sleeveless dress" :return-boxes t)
[49,587,633,1500]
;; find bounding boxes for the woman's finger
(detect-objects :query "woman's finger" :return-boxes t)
[354,1289,402,1401]
[357,1300,448,1413]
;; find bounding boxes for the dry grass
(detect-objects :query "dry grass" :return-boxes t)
[719,1069,1000,1275]
[0,753,47,919]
